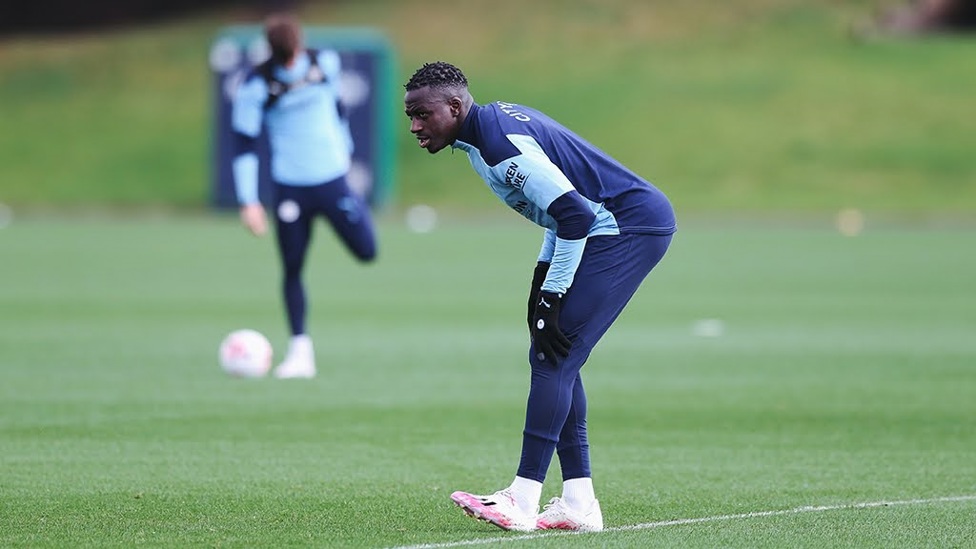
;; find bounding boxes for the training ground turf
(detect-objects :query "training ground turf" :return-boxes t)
[1,215,974,548]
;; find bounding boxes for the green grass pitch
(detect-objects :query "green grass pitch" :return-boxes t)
[1,215,974,548]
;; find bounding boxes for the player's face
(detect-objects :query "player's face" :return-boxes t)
[404,87,462,154]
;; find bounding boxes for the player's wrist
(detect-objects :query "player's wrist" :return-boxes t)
[538,289,561,301]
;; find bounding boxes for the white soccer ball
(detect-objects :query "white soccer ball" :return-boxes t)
[219,329,273,378]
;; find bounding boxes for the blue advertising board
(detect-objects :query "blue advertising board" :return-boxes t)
[209,26,396,209]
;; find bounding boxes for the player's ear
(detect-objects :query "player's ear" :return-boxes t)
[449,96,463,117]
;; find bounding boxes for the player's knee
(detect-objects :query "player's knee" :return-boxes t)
[282,261,303,279]
[354,242,377,263]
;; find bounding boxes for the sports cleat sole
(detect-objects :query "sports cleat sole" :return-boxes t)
[537,519,577,530]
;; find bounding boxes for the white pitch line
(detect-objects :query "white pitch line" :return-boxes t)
[388,494,976,549]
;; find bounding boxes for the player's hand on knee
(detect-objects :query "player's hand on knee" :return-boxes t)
[240,204,268,236]
[527,262,550,333]
[532,290,571,364]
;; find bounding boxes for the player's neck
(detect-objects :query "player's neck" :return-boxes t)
[283,49,302,68]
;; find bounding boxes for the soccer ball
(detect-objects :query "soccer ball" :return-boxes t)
[218,329,273,378]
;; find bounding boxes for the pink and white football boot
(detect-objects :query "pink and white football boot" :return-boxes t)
[450,489,538,532]
[536,497,604,532]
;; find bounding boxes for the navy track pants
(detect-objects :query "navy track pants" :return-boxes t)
[517,232,672,482]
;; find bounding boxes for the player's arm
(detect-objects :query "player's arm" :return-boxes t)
[497,137,595,362]
[527,231,554,332]
[537,228,556,263]
[502,140,595,296]
[532,185,593,363]
[231,75,268,236]
[317,49,354,154]
[539,191,593,294]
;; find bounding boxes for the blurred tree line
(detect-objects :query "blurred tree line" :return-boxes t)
[0,0,303,36]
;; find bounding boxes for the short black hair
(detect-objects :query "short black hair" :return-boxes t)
[265,13,302,64]
[404,61,468,91]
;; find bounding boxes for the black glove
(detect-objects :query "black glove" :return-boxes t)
[531,290,572,364]
[527,261,550,332]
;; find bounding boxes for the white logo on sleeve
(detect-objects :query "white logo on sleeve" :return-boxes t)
[278,200,300,223]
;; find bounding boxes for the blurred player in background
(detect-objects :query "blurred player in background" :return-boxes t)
[231,13,377,379]
[404,62,676,532]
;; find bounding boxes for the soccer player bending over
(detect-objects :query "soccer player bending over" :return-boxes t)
[404,62,676,532]
[230,14,377,378]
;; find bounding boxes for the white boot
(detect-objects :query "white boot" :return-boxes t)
[273,334,316,379]
[536,497,603,532]
[451,489,538,532]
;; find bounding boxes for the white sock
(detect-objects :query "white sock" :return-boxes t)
[508,476,543,515]
[562,477,596,510]
[289,334,313,355]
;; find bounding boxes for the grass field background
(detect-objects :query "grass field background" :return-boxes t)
[1,0,975,546]
[2,217,974,547]
[1,0,975,212]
